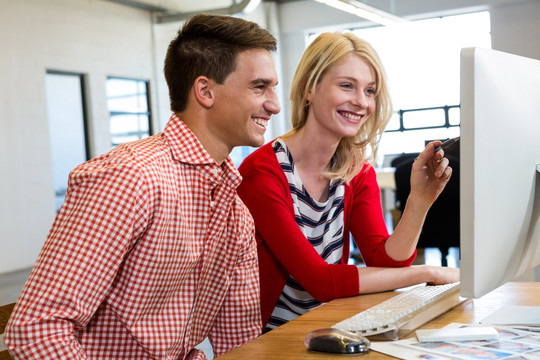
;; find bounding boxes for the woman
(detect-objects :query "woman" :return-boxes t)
[237,32,459,332]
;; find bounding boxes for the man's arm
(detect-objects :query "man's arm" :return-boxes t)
[208,206,262,357]
[4,164,148,359]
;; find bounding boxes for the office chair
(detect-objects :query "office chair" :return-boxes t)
[0,302,16,360]
[391,140,460,267]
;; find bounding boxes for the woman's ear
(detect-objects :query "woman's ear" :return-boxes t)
[193,76,214,108]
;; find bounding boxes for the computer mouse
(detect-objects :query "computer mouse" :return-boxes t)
[304,328,370,354]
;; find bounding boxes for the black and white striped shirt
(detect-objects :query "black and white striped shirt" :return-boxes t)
[265,139,345,331]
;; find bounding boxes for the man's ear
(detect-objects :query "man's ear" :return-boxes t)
[193,76,214,109]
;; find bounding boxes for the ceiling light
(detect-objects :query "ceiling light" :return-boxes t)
[313,0,407,26]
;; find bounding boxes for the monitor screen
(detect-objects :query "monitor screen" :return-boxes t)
[459,47,540,298]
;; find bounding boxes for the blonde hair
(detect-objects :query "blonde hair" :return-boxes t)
[284,32,393,183]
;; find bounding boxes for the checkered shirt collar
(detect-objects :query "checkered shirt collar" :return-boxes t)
[163,114,242,188]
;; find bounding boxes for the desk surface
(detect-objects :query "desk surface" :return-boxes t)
[216,282,540,359]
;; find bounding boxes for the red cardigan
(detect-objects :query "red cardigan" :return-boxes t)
[237,141,415,326]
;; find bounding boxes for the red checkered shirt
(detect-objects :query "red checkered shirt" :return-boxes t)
[5,114,261,360]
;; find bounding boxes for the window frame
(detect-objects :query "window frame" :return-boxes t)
[106,76,153,147]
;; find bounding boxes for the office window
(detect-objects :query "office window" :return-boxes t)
[310,11,491,162]
[46,71,89,211]
[230,146,256,167]
[106,77,152,146]
[357,11,491,161]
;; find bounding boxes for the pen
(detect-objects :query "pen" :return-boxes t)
[434,136,460,153]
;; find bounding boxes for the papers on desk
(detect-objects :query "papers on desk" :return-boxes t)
[371,323,540,360]
[480,306,540,326]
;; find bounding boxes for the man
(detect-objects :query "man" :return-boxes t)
[5,14,280,360]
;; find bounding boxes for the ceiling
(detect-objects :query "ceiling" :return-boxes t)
[104,0,528,24]
[105,0,294,13]
[105,0,303,23]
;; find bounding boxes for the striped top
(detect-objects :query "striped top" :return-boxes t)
[266,139,345,331]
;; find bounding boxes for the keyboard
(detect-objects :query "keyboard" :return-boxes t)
[332,282,465,340]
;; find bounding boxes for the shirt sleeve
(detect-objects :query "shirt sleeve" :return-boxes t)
[185,349,207,360]
[4,163,148,359]
[208,203,262,357]
[238,150,360,304]
[348,166,415,267]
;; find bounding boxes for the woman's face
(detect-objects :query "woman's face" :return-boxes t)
[306,54,376,140]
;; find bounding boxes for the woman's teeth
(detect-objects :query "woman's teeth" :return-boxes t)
[341,112,362,121]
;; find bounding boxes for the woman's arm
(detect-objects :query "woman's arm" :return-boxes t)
[357,266,459,293]
[347,165,415,267]
[385,142,453,261]
[347,154,458,293]
[238,148,359,303]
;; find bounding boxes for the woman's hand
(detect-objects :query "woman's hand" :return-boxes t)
[421,265,460,285]
[409,141,453,211]
[357,265,460,293]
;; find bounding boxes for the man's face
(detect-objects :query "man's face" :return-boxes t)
[209,49,280,151]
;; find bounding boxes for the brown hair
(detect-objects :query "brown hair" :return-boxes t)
[164,14,277,113]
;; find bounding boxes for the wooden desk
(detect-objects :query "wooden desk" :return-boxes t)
[216,282,540,359]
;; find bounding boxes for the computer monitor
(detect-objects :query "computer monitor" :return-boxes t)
[459,47,540,298]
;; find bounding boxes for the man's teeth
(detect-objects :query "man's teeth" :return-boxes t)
[342,112,362,121]
[254,118,268,127]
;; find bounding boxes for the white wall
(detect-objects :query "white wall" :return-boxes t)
[2,0,539,275]
[0,0,156,273]
[0,0,284,275]
[490,0,540,60]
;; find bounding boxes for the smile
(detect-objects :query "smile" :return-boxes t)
[339,111,363,122]
[254,118,269,127]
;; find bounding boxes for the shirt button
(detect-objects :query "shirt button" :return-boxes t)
[210,201,216,208]
[211,168,219,175]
